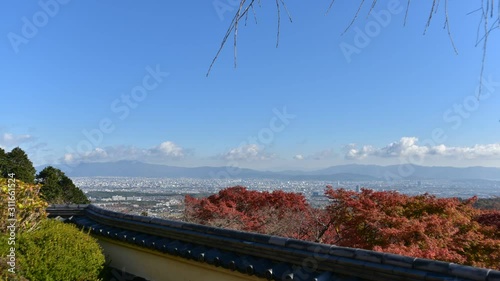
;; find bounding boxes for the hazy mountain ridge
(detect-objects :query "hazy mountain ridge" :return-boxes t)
[37,161,500,181]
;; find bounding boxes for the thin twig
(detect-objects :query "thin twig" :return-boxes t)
[207,17,237,76]
[342,0,365,35]
[424,0,437,35]
[474,7,484,46]
[207,0,256,76]
[404,0,411,26]
[279,0,293,23]
[444,0,458,54]
[478,0,489,98]
[276,0,281,48]
[244,5,249,26]
[251,3,258,24]
[497,0,499,27]
[466,7,482,16]
[434,0,441,14]
[326,0,337,15]
[492,0,495,18]
[208,0,497,81]
[367,0,378,18]
[275,0,292,48]
[234,1,244,68]
[473,11,499,44]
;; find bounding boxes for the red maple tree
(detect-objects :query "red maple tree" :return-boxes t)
[321,187,499,268]
[183,185,500,269]
[184,186,316,239]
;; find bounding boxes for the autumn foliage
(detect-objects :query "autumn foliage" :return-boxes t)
[185,186,314,239]
[184,185,500,270]
[322,187,499,268]
[0,178,48,233]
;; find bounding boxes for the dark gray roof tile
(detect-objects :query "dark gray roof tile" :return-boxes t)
[486,270,500,281]
[47,205,500,281]
[382,253,416,268]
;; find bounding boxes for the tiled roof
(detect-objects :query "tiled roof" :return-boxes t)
[47,204,500,281]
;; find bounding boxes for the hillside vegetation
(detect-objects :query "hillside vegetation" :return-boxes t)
[1,148,102,280]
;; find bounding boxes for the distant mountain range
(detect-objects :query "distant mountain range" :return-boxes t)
[37,161,500,181]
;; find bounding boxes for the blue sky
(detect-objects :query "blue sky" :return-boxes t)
[1,0,499,170]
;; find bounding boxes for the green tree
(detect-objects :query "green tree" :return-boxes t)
[0,147,6,176]
[3,147,35,183]
[37,166,90,204]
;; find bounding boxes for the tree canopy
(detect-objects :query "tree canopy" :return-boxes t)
[0,147,89,204]
[322,187,499,268]
[0,148,6,177]
[36,166,89,204]
[184,185,500,269]
[2,147,36,183]
[185,186,314,239]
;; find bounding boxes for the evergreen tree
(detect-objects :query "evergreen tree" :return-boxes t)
[4,147,35,183]
[37,166,89,204]
[0,148,6,176]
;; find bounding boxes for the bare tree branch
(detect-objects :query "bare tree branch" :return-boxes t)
[444,0,458,55]
[326,0,337,16]
[206,0,256,76]
[342,0,365,35]
[207,0,291,76]
[424,0,438,35]
[367,0,379,18]
[478,0,490,98]
[276,0,280,48]
[207,0,497,98]
[404,0,411,26]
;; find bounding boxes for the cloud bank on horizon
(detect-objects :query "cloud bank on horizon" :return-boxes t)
[344,137,500,161]
[2,132,499,168]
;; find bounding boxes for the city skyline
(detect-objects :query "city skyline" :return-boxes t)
[1,1,499,170]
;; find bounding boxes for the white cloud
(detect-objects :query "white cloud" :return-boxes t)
[62,146,143,164]
[150,141,184,159]
[376,137,428,157]
[344,144,374,159]
[293,149,337,161]
[84,147,109,161]
[61,141,186,164]
[293,154,304,160]
[432,143,500,159]
[344,137,500,160]
[222,144,273,161]
[63,153,75,163]
[0,133,35,148]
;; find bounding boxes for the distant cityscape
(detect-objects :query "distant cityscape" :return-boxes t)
[74,177,500,219]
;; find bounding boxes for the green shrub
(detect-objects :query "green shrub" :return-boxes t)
[0,235,28,281]
[16,219,105,281]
